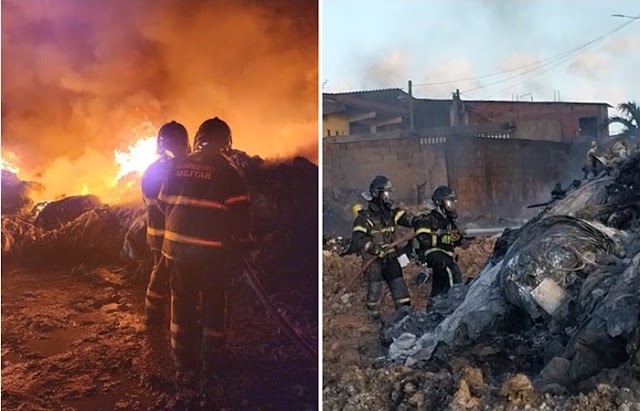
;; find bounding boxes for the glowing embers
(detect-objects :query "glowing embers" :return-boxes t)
[2,151,20,174]
[114,136,157,181]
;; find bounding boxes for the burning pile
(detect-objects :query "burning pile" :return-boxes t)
[1,148,318,289]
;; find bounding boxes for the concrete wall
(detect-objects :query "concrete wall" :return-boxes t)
[323,135,447,206]
[324,133,587,234]
[445,137,584,216]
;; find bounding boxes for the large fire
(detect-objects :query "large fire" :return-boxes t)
[114,137,158,181]
[2,129,159,205]
[2,1,317,207]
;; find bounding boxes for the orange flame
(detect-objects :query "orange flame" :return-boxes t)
[1,152,21,174]
[114,136,158,181]
[2,126,160,205]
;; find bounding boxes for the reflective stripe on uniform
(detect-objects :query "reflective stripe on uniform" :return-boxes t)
[371,226,395,233]
[224,194,250,205]
[158,193,226,210]
[146,289,164,300]
[353,225,368,233]
[147,227,165,237]
[395,297,411,304]
[446,266,454,287]
[415,227,432,235]
[394,209,406,223]
[164,230,223,248]
[144,197,158,206]
[425,247,455,258]
[203,328,225,338]
[367,301,380,308]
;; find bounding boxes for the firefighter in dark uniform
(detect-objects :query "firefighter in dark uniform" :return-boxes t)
[141,121,191,326]
[413,185,463,298]
[583,141,599,180]
[158,117,252,380]
[351,175,414,318]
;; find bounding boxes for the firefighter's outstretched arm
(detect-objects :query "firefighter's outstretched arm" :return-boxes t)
[393,208,415,228]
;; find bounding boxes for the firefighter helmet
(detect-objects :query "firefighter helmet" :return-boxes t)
[157,121,190,159]
[432,185,458,218]
[194,117,232,151]
[364,175,393,205]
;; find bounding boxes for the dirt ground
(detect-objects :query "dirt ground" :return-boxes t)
[1,262,317,411]
[322,237,640,411]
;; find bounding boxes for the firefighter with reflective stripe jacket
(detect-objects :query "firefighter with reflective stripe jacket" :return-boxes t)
[158,117,252,380]
[351,175,414,319]
[141,121,191,327]
[413,185,463,299]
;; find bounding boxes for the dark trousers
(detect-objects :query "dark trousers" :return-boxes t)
[145,250,170,324]
[167,257,231,373]
[426,251,462,298]
[364,256,411,316]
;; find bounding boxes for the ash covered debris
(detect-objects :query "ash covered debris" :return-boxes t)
[377,144,640,408]
[323,141,640,411]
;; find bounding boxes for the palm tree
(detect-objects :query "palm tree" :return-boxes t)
[609,101,639,138]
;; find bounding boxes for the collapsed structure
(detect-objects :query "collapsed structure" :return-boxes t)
[323,138,639,410]
[379,141,640,404]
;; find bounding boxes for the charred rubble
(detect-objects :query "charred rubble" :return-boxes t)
[373,142,640,408]
[2,150,318,286]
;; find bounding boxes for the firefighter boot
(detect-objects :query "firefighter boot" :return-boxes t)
[366,280,383,320]
[388,276,411,310]
[200,347,225,405]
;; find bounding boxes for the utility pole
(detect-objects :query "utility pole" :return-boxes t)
[408,80,414,131]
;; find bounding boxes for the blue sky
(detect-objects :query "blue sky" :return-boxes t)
[322,0,639,125]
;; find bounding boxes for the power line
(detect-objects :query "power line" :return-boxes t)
[477,20,638,100]
[413,16,637,92]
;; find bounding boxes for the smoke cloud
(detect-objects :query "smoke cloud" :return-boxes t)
[1,0,317,201]
[362,49,408,90]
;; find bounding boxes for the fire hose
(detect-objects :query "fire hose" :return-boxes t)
[242,258,317,359]
[329,233,416,307]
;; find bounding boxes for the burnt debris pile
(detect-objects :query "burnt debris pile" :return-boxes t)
[380,142,640,407]
[1,152,319,291]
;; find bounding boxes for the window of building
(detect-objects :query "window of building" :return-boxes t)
[579,116,598,138]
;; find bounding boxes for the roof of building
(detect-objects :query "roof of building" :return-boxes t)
[324,89,612,108]
[323,88,410,117]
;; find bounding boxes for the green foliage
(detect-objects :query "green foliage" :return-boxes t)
[609,101,640,138]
